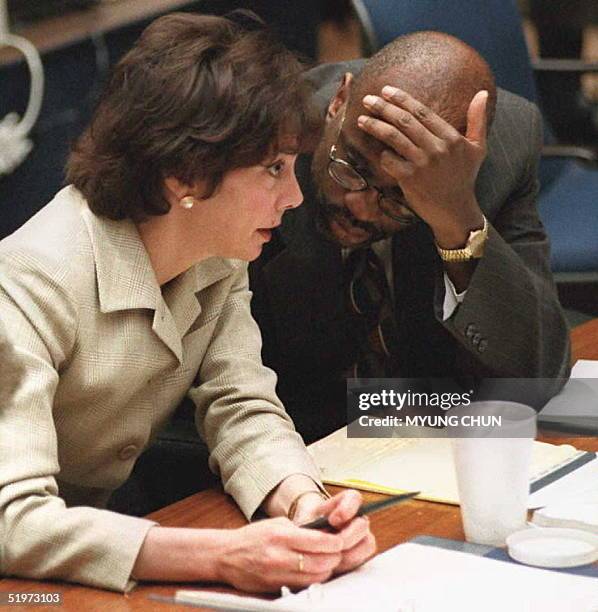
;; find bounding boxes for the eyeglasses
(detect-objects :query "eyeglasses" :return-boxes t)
[327,109,418,226]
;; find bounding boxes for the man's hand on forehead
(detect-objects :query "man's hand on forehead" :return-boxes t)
[356,85,488,248]
[363,86,460,150]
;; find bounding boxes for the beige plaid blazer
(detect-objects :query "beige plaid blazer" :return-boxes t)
[0,186,321,592]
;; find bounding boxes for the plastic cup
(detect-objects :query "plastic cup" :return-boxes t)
[452,401,537,546]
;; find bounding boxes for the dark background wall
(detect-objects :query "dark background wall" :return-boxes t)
[0,0,322,238]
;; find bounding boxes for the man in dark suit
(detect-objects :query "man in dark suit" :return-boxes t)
[250,32,570,443]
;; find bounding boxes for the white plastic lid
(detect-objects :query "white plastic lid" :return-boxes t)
[507,527,598,568]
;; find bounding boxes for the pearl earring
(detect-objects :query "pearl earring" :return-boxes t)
[179,196,196,210]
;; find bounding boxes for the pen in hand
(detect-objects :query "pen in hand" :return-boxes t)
[300,491,420,530]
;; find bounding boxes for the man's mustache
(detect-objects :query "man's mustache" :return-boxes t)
[314,200,387,246]
[320,200,378,234]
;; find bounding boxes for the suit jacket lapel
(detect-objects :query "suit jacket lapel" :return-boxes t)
[265,209,343,344]
[392,222,439,318]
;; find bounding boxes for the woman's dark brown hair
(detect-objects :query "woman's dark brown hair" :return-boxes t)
[67,11,317,221]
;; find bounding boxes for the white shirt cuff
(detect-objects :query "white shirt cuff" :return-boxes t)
[442,273,467,321]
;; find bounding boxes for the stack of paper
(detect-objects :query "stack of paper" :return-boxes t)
[308,429,595,507]
[279,543,598,611]
[167,543,598,611]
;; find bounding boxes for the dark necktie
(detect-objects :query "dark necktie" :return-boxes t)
[345,246,399,378]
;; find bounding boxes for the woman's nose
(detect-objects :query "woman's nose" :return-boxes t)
[279,173,303,211]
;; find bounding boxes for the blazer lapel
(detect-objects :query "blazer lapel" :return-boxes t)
[83,207,237,364]
[83,209,159,313]
[163,257,239,339]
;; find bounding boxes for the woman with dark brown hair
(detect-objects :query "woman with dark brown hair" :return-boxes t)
[0,12,374,593]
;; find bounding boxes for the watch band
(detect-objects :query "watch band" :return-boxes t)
[436,215,488,262]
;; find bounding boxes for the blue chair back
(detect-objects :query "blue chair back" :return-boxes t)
[352,0,537,103]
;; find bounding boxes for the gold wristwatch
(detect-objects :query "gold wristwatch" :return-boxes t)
[436,215,488,262]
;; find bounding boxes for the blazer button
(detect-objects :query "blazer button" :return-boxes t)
[472,333,481,346]
[119,444,139,461]
[478,339,488,353]
[465,323,477,338]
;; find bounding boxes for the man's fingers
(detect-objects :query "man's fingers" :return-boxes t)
[380,85,458,140]
[379,150,414,181]
[357,115,425,165]
[362,94,441,151]
[466,90,488,147]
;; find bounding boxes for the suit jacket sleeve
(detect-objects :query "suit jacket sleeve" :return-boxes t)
[439,99,571,390]
[0,258,157,593]
[188,264,323,519]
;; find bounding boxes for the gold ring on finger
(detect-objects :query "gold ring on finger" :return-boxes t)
[297,552,305,573]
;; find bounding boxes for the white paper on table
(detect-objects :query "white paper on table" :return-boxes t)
[572,359,598,378]
[540,361,598,421]
[528,457,598,509]
[279,543,598,612]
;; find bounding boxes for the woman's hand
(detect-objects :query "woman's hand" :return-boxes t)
[292,489,377,575]
[132,491,376,592]
[216,517,344,592]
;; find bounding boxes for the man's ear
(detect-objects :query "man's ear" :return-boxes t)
[327,72,354,120]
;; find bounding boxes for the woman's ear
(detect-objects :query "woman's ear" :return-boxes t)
[327,72,354,119]
[163,176,189,201]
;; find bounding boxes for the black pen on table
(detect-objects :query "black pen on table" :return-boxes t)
[301,491,420,530]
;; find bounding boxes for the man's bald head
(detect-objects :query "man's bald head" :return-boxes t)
[351,31,497,134]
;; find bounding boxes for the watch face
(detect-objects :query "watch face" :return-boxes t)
[469,227,488,258]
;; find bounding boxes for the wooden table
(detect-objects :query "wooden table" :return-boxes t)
[2,321,598,610]
[571,317,598,362]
